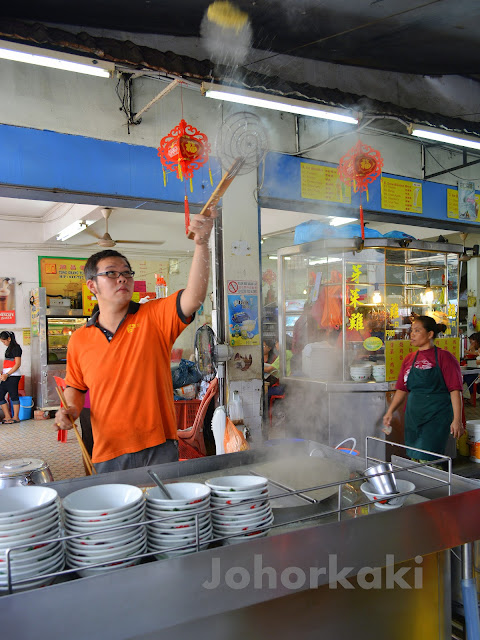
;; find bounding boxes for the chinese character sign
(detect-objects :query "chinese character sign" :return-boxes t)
[0,277,15,324]
[347,265,363,326]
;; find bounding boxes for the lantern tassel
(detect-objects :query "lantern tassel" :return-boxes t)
[359,203,365,241]
[184,195,191,235]
[208,162,213,186]
[190,178,193,193]
[162,167,167,188]
[178,161,183,182]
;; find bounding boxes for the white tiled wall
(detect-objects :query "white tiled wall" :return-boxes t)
[228,379,263,444]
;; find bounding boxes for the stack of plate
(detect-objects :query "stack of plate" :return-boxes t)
[0,486,64,593]
[146,483,212,559]
[206,476,273,545]
[63,484,146,578]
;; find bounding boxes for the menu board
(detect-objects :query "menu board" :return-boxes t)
[381,177,423,214]
[447,189,480,221]
[301,163,351,203]
[386,337,460,382]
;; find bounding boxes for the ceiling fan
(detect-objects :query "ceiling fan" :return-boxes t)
[81,208,165,248]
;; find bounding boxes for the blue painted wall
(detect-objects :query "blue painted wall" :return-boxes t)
[0,124,220,204]
[259,151,480,226]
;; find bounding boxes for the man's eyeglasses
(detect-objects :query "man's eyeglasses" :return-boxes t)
[93,270,135,279]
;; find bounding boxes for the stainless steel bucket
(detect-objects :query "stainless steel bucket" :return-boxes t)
[0,458,54,489]
[364,463,398,495]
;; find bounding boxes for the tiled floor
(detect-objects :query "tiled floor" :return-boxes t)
[0,417,85,482]
[0,405,479,484]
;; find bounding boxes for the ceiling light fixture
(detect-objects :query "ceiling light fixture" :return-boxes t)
[424,280,434,304]
[56,220,94,242]
[372,283,382,305]
[202,82,359,124]
[409,124,480,151]
[0,40,114,78]
[329,217,358,227]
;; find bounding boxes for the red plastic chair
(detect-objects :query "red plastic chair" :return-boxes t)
[54,376,68,442]
[268,385,285,428]
[177,378,218,457]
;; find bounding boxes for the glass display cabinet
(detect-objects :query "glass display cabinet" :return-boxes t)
[273,238,462,454]
[46,317,87,364]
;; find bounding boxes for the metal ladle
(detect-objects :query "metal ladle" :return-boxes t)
[147,469,173,500]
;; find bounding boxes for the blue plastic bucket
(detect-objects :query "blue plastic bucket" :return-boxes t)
[19,396,34,421]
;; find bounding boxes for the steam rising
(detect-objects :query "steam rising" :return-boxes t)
[200,5,253,67]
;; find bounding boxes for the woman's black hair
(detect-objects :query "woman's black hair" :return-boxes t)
[469,332,480,345]
[0,330,17,345]
[414,315,446,338]
[263,337,276,350]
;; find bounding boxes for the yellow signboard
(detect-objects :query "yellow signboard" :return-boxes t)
[446,189,480,221]
[300,163,351,203]
[23,329,31,346]
[82,284,97,316]
[386,337,460,382]
[381,177,423,214]
[435,337,460,360]
[39,256,87,305]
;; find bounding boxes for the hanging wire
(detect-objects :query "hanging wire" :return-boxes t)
[425,147,480,183]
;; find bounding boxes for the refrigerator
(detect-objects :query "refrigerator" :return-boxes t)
[31,287,88,409]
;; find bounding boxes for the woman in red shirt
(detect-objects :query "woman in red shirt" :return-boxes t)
[383,316,464,461]
[0,331,22,424]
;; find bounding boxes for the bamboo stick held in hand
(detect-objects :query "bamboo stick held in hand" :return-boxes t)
[55,386,96,475]
[187,158,245,240]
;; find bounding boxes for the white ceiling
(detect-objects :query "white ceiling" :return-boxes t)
[0,195,470,259]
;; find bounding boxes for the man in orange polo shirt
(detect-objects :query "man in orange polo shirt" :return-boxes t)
[54,210,215,472]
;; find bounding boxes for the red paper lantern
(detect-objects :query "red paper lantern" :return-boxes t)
[158,119,211,233]
[337,140,383,240]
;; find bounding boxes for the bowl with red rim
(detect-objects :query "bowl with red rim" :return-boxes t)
[360,479,415,508]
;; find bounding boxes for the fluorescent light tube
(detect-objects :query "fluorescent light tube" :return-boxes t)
[0,40,113,78]
[56,220,94,241]
[202,82,358,124]
[329,217,358,226]
[409,124,480,151]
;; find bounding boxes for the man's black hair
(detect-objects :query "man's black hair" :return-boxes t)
[84,250,132,281]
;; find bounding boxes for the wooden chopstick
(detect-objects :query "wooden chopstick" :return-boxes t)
[187,157,245,240]
[55,386,96,475]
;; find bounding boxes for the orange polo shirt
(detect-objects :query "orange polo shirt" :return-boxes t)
[66,291,192,463]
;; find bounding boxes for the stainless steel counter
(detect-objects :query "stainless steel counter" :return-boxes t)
[1,442,479,640]
[281,377,392,455]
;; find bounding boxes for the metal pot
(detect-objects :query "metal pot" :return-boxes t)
[0,458,54,489]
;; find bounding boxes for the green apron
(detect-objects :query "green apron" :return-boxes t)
[405,347,452,461]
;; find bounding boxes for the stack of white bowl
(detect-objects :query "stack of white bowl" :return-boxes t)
[350,362,372,382]
[206,476,273,545]
[146,483,212,559]
[0,486,64,593]
[372,363,386,382]
[63,484,146,578]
